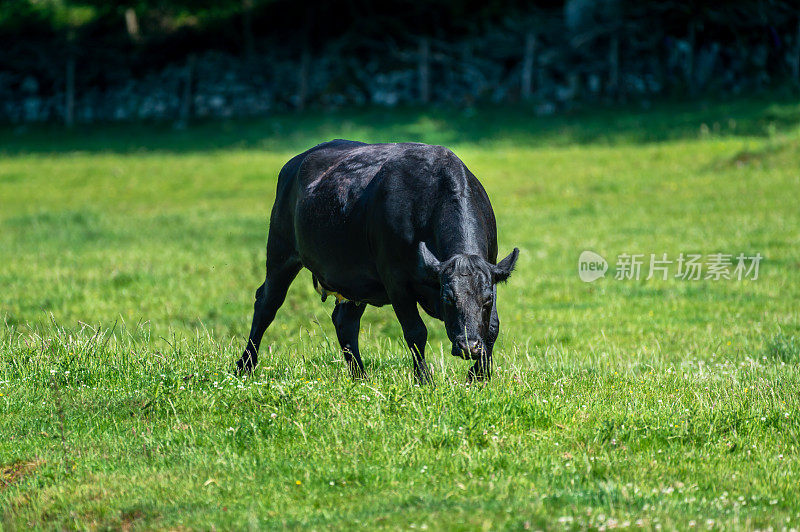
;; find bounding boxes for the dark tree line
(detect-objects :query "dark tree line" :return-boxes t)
[1,0,799,124]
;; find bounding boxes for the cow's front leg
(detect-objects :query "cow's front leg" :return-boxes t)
[467,294,498,383]
[391,299,432,384]
[331,301,367,380]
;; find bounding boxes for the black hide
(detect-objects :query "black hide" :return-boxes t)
[237,140,518,382]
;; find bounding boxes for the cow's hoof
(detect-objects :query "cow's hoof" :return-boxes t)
[235,355,256,375]
[414,370,435,387]
[348,362,367,381]
[466,365,491,384]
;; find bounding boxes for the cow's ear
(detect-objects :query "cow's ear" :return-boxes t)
[417,241,442,284]
[492,248,519,284]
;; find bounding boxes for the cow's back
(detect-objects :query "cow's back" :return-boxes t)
[272,140,495,305]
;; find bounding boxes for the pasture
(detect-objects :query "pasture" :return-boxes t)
[1,99,799,529]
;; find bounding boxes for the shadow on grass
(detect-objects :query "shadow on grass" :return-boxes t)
[1,94,799,155]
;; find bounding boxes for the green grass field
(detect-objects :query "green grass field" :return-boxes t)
[1,99,799,530]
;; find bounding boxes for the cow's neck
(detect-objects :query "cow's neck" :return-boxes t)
[434,233,484,259]
[432,199,486,259]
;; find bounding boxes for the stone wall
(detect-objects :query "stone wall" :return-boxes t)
[0,32,795,124]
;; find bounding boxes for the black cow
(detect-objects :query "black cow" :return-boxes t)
[237,140,518,382]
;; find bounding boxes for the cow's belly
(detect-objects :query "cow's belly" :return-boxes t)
[294,205,389,305]
[304,257,389,305]
[311,270,389,306]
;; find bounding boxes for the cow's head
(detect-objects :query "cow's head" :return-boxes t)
[417,242,519,360]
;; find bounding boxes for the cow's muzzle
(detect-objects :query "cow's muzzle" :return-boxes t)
[454,338,484,360]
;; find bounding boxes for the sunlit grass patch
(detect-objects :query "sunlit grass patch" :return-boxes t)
[1,99,800,528]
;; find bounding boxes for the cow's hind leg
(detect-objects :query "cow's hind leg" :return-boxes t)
[237,235,301,373]
[331,301,367,379]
